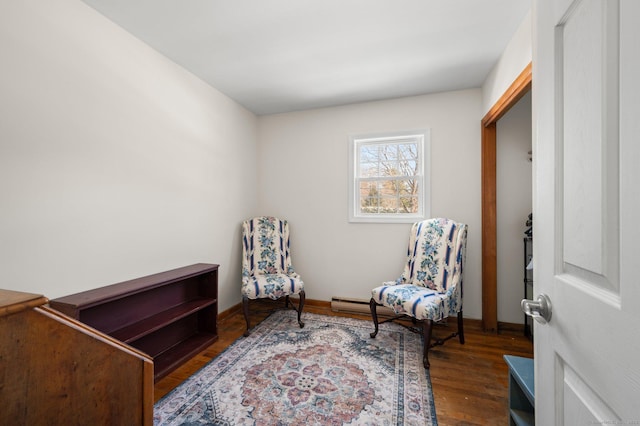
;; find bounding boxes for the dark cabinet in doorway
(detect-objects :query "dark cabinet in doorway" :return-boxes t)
[523,237,533,338]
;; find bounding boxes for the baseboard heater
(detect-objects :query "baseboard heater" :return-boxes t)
[330,297,395,317]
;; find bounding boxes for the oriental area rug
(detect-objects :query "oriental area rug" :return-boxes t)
[154,310,437,425]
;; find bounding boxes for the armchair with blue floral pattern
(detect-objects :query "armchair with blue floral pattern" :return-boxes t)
[241,216,305,336]
[370,218,467,368]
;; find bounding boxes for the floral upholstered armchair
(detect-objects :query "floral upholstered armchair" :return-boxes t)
[241,216,305,336]
[370,218,468,368]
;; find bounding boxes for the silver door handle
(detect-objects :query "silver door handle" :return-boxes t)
[521,294,552,324]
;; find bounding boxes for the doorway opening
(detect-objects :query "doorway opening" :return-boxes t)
[481,63,532,332]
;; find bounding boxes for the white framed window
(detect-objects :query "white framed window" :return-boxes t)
[348,130,430,223]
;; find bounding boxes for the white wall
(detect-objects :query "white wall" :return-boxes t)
[257,90,483,319]
[497,92,532,323]
[482,10,532,115]
[0,0,258,310]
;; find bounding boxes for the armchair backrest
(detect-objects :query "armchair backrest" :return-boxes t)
[242,216,296,277]
[397,218,467,293]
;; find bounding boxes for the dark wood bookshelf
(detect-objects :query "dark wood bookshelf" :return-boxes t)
[49,263,219,382]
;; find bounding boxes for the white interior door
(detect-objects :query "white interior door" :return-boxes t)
[532,0,640,423]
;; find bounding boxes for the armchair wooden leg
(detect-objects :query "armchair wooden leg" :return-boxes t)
[297,291,305,328]
[369,298,379,338]
[243,296,251,337]
[457,311,465,344]
[422,319,433,369]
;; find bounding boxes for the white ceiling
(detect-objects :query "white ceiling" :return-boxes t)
[83,0,530,115]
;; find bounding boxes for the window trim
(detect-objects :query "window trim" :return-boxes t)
[348,129,430,223]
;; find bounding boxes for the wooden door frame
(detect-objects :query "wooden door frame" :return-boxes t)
[481,62,532,331]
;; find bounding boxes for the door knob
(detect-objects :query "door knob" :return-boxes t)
[521,294,552,324]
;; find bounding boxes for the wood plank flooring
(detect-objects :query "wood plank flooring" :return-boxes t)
[154,300,533,425]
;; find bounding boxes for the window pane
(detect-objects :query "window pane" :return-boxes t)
[359,161,378,177]
[399,196,418,213]
[380,144,398,161]
[398,143,418,176]
[399,159,417,175]
[398,179,418,196]
[359,181,379,213]
[398,143,418,160]
[378,179,397,196]
[359,145,378,163]
[380,159,399,177]
[379,196,399,212]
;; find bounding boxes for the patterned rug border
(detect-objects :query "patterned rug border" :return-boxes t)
[155,310,438,425]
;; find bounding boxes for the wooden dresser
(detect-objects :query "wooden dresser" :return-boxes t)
[0,289,153,425]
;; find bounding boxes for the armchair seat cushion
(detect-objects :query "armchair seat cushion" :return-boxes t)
[242,274,304,300]
[372,283,457,322]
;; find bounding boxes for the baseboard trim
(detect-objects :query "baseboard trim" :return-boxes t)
[498,321,526,334]
[218,302,242,322]
[217,297,332,322]
[218,298,492,331]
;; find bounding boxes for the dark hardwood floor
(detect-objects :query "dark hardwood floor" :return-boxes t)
[154,300,533,425]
